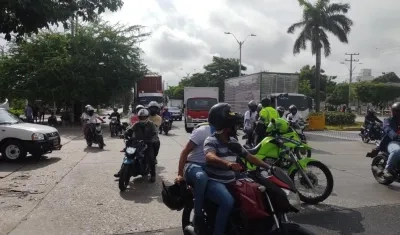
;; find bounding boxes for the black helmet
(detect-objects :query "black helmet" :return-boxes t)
[161,181,186,211]
[367,109,375,115]
[289,105,297,113]
[248,100,257,109]
[276,106,285,117]
[208,103,241,131]
[261,97,271,107]
[392,102,400,117]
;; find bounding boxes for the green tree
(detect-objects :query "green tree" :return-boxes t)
[298,64,337,100]
[355,82,400,107]
[165,85,184,100]
[298,80,313,97]
[326,83,351,106]
[0,20,148,108]
[372,72,400,83]
[287,0,353,112]
[1,0,123,41]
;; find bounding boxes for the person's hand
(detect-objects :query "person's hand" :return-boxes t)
[228,162,243,172]
[175,175,184,184]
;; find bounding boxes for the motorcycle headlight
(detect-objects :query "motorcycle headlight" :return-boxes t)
[126,147,136,155]
[96,125,102,131]
[32,133,45,141]
[282,188,301,211]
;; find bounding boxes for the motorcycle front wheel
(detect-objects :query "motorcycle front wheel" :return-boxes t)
[289,161,334,204]
[119,164,131,191]
[98,136,104,149]
[269,222,316,235]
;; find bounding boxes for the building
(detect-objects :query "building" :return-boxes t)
[355,69,375,82]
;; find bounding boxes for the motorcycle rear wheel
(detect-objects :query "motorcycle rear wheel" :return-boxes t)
[119,164,131,191]
[98,136,104,149]
[371,154,394,185]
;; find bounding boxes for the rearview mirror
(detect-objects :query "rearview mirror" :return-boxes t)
[227,141,243,155]
[270,118,276,124]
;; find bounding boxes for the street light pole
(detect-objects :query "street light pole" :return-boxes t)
[224,32,256,76]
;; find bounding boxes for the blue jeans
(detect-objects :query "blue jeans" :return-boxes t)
[205,180,234,235]
[386,141,400,171]
[184,163,208,218]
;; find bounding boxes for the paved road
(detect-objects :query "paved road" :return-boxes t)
[1,121,400,235]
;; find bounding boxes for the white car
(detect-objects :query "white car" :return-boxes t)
[0,108,62,161]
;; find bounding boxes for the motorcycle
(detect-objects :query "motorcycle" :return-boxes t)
[119,140,149,191]
[359,121,383,143]
[85,119,106,149]
[181,147,315,235]
[109,116,119,137]
[369,140,400,185]
[244,119,333,204]
[288,118,310,158]
[162,118,171,135]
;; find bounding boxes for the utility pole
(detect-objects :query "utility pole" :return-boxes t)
[224,32,256,76]
[344,53,359,107]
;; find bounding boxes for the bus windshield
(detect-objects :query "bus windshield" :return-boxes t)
[187,98,218,111]
[276,95,309,111]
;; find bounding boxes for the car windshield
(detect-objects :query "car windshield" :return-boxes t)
[168,107,180,112]
[276,95,309,111]
[0,109,23,125]
[187,98,218,111]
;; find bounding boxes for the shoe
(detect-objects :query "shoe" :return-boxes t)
[114,173,120,178]
[383,169,394,181]
[194,216,206,234]
[366,149,379,158]
[149,176,156,183]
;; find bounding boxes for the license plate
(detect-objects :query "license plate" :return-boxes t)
[53,139,59,146]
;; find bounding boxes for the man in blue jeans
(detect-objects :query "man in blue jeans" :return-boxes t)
[204,103,271,235]
[175,123,215,233]
[373,102,400,180]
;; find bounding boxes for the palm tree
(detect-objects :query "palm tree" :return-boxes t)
[288,0,353,112]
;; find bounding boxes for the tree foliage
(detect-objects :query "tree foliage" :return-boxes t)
[326,83,354,106]
[354,81,400,107]
[287,0,353,111]
[0,20,149,106]
[1,0,124,41]
[298,65,336,100]
[372,72,400,83]
[165,56,246,101]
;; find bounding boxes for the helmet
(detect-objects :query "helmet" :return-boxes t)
[367,109,375,115]
[148,101,160,115]
[257,103,263,112]
[391,102,400,118]
[266,118,289,134]
[148,101,159,109]
[261,97,271,107]
[135,105,144,113]
[289,105,297,114]
[208,103,241,131]
[85,104,93,112]
[137,108,149,117]
[164,106,169,111]
[248,100,257,111]
[276,106,285,117]
[87,106,95,116]
[113,107,118,112]
[161,181,186,211]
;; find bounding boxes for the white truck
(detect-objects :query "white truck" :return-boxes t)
[183,87,219,133]
[168,99,183,108]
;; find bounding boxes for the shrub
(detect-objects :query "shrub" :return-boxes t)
[325,111,356,125]
[9,108,24,117]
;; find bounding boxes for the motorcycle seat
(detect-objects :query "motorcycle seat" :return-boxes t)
[244,143,262,155]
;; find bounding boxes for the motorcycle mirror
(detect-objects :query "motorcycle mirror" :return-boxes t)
[270,118,276,124]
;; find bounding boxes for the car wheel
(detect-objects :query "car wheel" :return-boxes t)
[1,140,27,161]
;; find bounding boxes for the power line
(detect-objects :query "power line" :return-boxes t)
[343,53,359,106]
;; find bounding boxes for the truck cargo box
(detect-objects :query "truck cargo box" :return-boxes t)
[137,75,162,93]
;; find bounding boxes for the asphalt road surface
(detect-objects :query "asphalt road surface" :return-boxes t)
[1,121,400,235]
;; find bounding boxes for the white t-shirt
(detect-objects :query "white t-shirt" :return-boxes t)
[186,125,212,163]
[82,113,100,124]
[286,113,302,122]
[244,110,257,130]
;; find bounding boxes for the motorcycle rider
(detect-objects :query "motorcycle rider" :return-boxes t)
[276,106,285,118]
[109,107,121,134]
[148,101,162,164]
[83,106,106,142]
[254,97,279,144]
[175,123,215,233]
[204,102,271,235]
[160,106,172,134]
[115,108,158,182]
[243,100,258,145]
[255,103,263,120]
[363,109,383,138]
[372,102,400,180]
[131,105,144,125]
[286,105,302,122]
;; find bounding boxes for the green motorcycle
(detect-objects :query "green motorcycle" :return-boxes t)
[244,119,334,204]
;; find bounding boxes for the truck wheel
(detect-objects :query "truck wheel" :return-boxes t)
[1,140,27,161]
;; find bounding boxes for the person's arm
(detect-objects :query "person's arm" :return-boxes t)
[204,138,231,169]
[244,152,270,170]
[178,141,197,176]
[243,111,250,127]
[383,118,398,140]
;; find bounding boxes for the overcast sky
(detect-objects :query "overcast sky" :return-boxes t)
[102,0,400,86]
[2,0,399,86]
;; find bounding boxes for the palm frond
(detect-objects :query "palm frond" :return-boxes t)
[326,3,350,14]
[293,24,312,54]
[319,30,331,57]
[328,14,353,33]
[298,0,313,9]
[316,0,330,10]
[326,21,349,43]
[287,21,306,34]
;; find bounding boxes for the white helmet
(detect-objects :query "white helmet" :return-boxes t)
[148,101,159,108]
[137,108,149,117]
[135,105,144,112]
